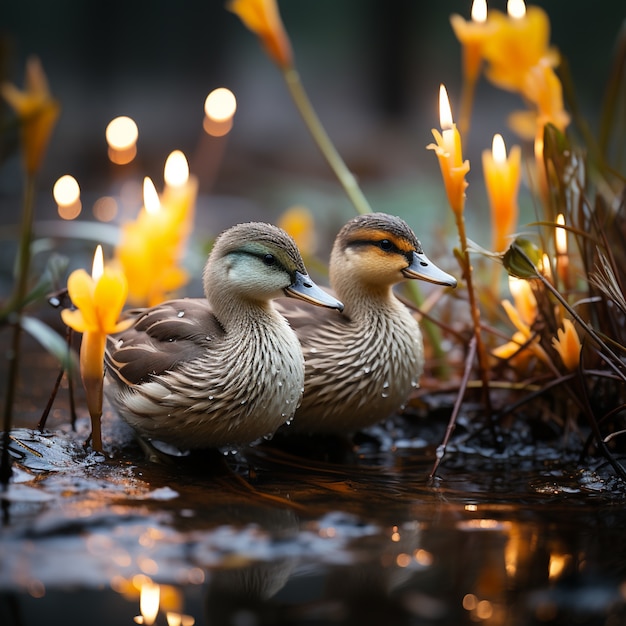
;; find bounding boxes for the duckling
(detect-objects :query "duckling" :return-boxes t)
[103,222,343,451]
[275,212,456,435]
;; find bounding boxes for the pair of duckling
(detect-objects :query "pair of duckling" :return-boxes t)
[104,213,456,452]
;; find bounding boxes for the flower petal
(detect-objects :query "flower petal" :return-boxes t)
[60,309,89,333]
[95,268,128,332]
[66,269,99,329]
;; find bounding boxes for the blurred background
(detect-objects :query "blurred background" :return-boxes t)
[1,0,624,279]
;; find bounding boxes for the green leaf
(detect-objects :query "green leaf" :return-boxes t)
[20,315,77,374]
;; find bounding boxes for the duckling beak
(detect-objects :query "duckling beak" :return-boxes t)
[404,251,458,287]
[285,271,344,311]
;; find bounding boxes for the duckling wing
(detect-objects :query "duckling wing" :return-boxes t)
[105,298,224,386]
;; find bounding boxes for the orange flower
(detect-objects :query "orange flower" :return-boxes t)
[61,246,132,451]
[481,6,559,94]
[522,63,570,132]
[278,205,317,257]
[482,134,522,252]
[1,56,60,175]
[552,319,581,372]
[427,85,470,216]
[450,0,498,89]
[227,0,293,69]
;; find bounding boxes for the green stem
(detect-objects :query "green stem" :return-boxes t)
[282,67,372,216]
[458,74,477,140]
[1,174,36,488]
[453,210,494,423]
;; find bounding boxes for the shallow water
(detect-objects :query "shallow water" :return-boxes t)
[2,352,626,626]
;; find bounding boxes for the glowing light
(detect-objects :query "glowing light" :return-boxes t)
[203,88,237,137]
[540,253,553,280]
[93,196,118,222]
[476,600,494,619]
[507,0,526,19]
[204,88,237,121]
[139,580,160,626]
[396,553,411,567]
[167,614,182,626]
[508,276,525,299]
[186,568,206,585]
[164,150,190,188]
[166,613,195,626]
[143,177,160,215]
[57,202,82,220]
[457,518,511,530]
[91,245,104,281]
[471,0,487,23]
[465,504,478,512]
[548,553,570,580]
[439,84,454,129]
[106,116,138,150]
[54,174,82,219]
[53,174,80,205]
[106,116,138,165]
[463,594,478,610]
[492,133,507,164]
[427,82,469,215]
[319,526,336,538]
[414,549,433,566]
[555,214,569,285]
[555,213,567,255]
[138,556,159,576]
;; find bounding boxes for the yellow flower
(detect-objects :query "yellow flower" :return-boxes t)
[278,205,317,257]
[427,86,470,216]
[116,210,189,307]
[481,7,559,94]
[450,7,498,88]
[508,64,570,141]
[493,292,550,371]
[552,318,581,372]
[482,134,522,252]
[227,0,293,69]
[1,56,60,175]
[115,177,192,307]
[508,276,537,329]
[61,247,132,451]
[522,63,570,132]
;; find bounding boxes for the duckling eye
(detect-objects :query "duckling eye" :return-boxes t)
[378,239,394,251]
[263,254,276,266]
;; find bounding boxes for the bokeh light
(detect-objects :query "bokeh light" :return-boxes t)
[106,116,139,165]
[93,196,119,222]
[203,88,236,137]
[53,174,82,220]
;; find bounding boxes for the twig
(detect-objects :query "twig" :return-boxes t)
[430,334,477,478]
[1,175,36,489]
[576,352,626,481]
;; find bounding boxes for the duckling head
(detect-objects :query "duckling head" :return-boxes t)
[329,212,457,300]
[204,222,343,313]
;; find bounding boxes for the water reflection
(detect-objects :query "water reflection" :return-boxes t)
[2,414,626,625]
